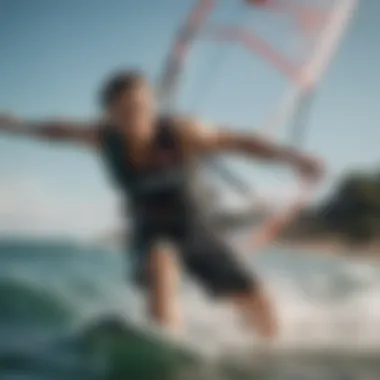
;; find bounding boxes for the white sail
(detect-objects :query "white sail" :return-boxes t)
[157,0,359,250]
[267,0,359,144]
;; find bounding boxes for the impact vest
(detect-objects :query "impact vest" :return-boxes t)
[100,117,192,225]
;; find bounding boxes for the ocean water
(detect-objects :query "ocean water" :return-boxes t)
[0,238,379,380]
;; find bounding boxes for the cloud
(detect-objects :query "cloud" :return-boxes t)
[0,175,121,239]
[0,171,305,240]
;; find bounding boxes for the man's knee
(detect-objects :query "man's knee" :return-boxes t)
[148,242,180,285]
[131,241,179,289]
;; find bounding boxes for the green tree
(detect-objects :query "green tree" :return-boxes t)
[319,170,380,243]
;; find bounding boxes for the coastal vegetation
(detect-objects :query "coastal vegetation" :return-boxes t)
[283,169,380,249]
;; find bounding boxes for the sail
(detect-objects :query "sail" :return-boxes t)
[157,0,358,251]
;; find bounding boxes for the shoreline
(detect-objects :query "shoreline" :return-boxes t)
[280,238,380,259]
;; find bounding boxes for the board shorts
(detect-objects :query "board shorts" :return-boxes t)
[128,216,259,297]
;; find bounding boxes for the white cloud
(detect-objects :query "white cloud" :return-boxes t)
[0,172,307,241]
[0,175,121,239]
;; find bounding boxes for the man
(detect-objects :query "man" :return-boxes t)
[0,70,322,338]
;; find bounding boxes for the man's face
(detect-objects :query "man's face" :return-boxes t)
[108,82,156,140]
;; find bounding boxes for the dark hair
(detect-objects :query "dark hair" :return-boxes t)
[99,70,147,108]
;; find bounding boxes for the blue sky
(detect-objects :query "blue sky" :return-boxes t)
[0,0,379,236]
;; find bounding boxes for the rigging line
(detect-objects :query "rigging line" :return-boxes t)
[203,53,314,198]
[190,4,253,114]
[198,6,264,196]
[158,0,216,113]
[188,41,230,114]
[287,88,316,149]
[279,0,359,150]
[206,157,254,195]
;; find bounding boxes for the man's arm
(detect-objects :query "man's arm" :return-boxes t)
[0,114,100,148]
[177,117,323,179]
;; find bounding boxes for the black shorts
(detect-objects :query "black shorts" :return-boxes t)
[129,217,258,297]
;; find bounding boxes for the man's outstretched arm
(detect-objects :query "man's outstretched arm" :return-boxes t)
[177,117,323,179]
[0,114,100,148]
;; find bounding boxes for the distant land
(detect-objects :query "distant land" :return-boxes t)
[281,167,380,257]
[100,167,380,258]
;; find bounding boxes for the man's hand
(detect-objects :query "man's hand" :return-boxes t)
[175,116,325,183]
[0,112,99,147]
[293,155,324,182]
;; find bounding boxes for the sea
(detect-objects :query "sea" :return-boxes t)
[0,238,379,380]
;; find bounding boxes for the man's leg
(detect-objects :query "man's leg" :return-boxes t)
[182,227,278,339]
[147,242,183,334]
[227,286,278,339]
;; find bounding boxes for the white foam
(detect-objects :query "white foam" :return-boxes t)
[122,252,380,355]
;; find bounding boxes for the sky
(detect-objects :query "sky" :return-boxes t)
[0,0,379,238]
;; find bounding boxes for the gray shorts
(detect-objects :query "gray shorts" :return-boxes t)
[129,218,258,297]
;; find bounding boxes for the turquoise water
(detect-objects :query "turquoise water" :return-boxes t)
[0,238,379,379]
